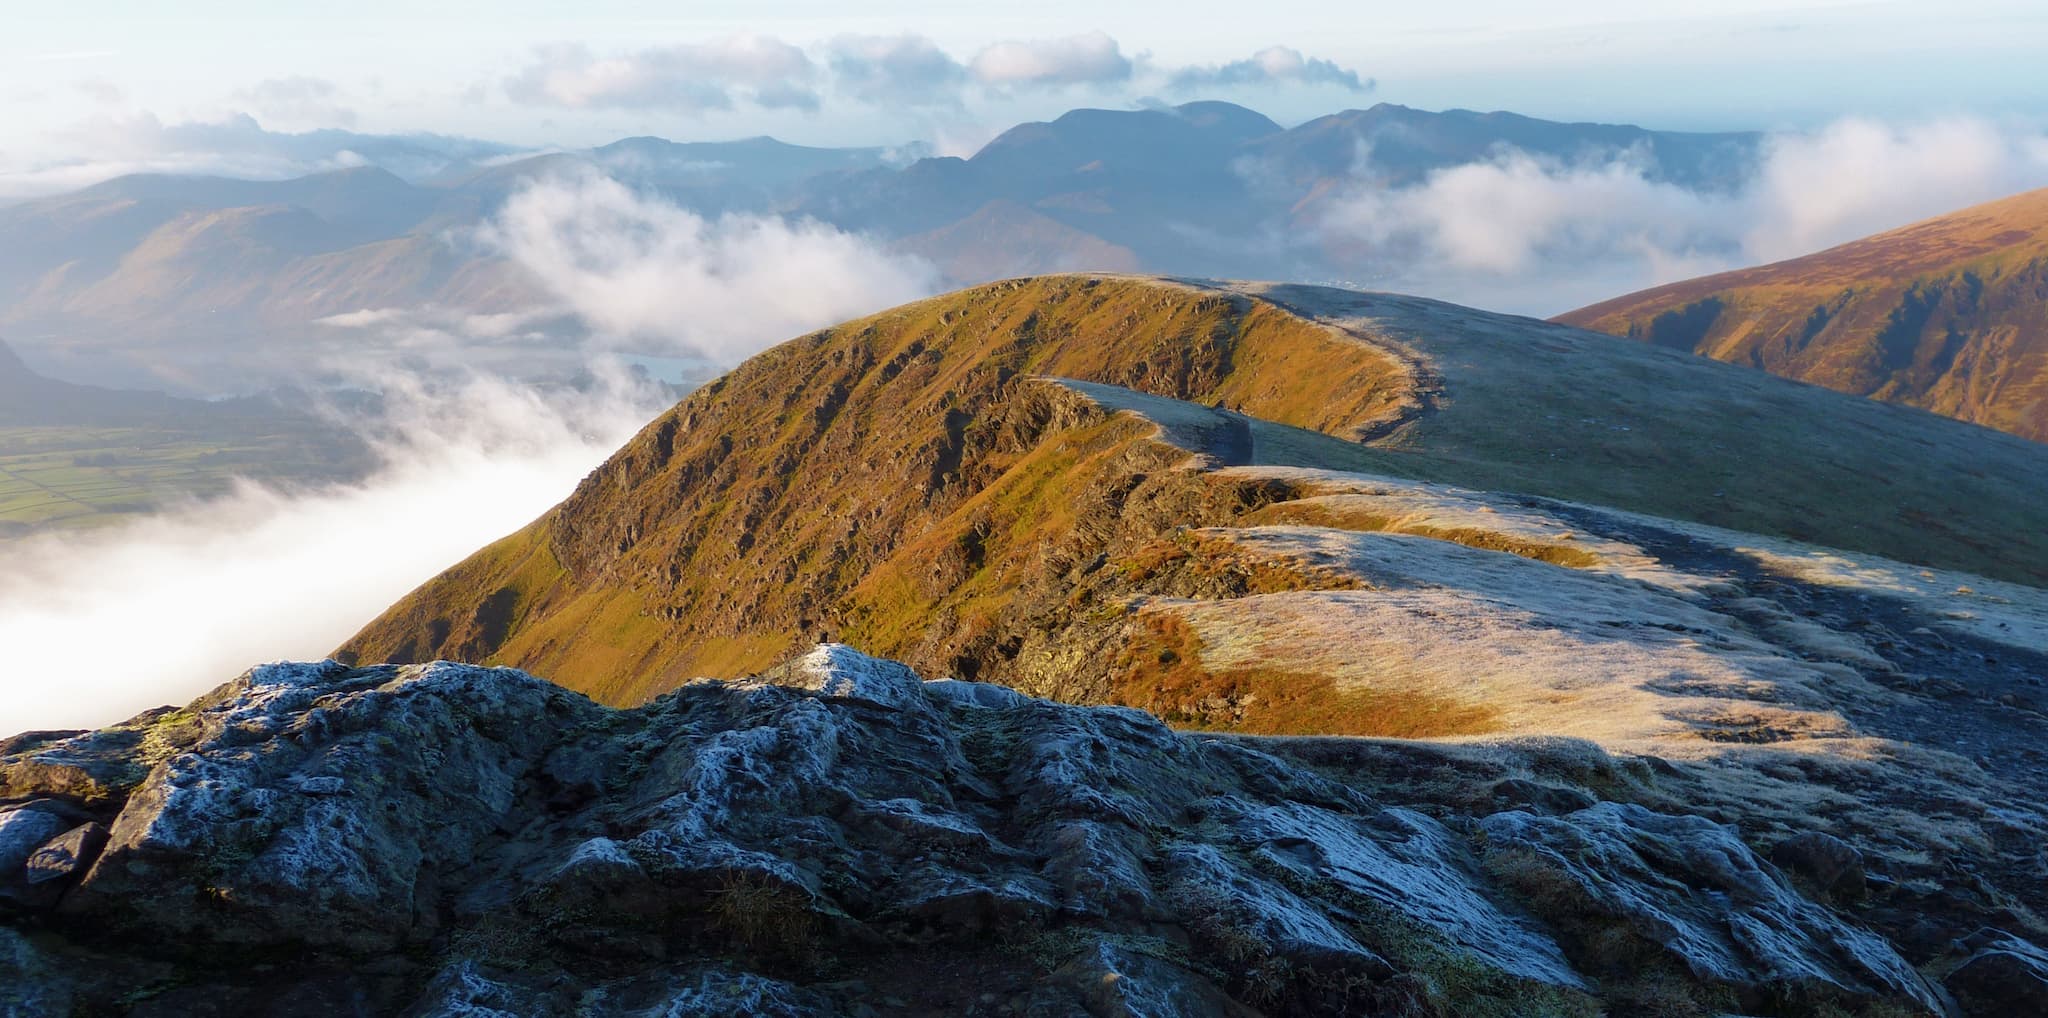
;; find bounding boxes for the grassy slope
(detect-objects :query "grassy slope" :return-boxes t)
[342,275,2048,717]
[1556,187,2048,441]
[342,277,1416,703]
[1244,282,2048,583]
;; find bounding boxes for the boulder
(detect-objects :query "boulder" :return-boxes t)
[24,822,106,885]
[1946,930,2048,1011]
[0,809,66,874]
[1770,830,1866,899]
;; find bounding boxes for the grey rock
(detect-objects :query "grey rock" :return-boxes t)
[0,927,70,1018]
[1488,777,1597,815]
[24,822,106,885]
[1479,802,1945,1013]
[1053,942,1249,1018]
[1946,930,2048,1011]
[1770,830,1866,899]
[0,809,66,874]
[0,648,1955,1016]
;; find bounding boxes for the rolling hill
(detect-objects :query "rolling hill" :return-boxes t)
[1558,187,2048,441]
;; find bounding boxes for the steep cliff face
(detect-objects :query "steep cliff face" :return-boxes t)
[342,275,2048,717]
[0,648,1966,1016]
[1558,187,2048,442]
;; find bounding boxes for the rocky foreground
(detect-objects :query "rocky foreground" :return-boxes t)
[5,646,2039,1016]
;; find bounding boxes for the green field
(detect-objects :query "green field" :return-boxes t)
[0,422,371,537]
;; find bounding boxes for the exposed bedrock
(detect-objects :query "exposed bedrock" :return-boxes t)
[0,646,1974,1016]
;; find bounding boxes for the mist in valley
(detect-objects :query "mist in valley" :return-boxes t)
[0,176,937,731]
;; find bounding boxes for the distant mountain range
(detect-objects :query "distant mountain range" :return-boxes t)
[1559,187,2048,442]
[0,102,1761,390]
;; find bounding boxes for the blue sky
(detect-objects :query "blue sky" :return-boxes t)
[3,0,2045,175]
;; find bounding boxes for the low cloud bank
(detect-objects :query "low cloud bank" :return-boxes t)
[0,373,660,732]
[475,171,940,361]
[1311,117,2048,314]
[0,172,940,732]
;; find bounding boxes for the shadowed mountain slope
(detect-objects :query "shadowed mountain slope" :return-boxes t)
[1558,187,2048,441]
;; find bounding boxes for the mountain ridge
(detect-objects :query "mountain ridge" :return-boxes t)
[340,274,2048,716]
[1558,187,2048,441]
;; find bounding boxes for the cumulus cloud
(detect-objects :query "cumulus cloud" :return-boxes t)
[1325,151,1734,277]
[827,34,968,107]
[1310,117,2048,314]
[474,170,939,362]
[1167,46,1372,93]
[969,31,1133,90]
[505,38,820,114]
[0,372,665,732]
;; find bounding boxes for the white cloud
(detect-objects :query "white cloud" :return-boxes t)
[1309,117,2048,314]
[1167,46,1373,93]
[504,38,820,114]
[827,34,968,107]
[969,32,1133,90]
[1742,118,2048,261]
[474,170,939,362]
[73,78,125,105]
[0,371,665,732]
[1324,149,1735,276]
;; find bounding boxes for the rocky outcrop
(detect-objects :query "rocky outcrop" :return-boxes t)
[0,647,1959,1016]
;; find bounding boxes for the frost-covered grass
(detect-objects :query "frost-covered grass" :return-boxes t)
[1228,280,2048,587]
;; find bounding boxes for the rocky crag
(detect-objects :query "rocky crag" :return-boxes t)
[1,645,2009,1017]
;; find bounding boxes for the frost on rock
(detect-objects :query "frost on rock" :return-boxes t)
[0,645,1960,1015]
[1214,799,1583,988]
[777,641,928,710]
[0,808,66,874]
[1479,802,1947,1012]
